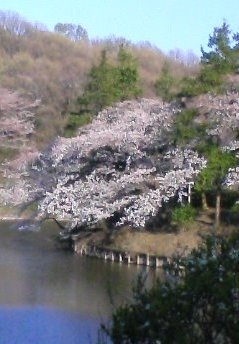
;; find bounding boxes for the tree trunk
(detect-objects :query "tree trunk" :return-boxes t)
[215,192,221,229]
[202,192,208,210]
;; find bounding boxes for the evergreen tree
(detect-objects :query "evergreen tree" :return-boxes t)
[77,47,141,116]
[201,21,236,74]
[115,45,141,100]
[179,22,239,97]
[65,47,142,134]
[154,62,175,101]
[78,50,119,115]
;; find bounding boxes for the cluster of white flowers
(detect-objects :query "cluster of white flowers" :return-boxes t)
[47,98,178,168]
[0,89,40,207]
[222,140,239,153]
[38,152,206,228]
[1,90,239,227]
[202,93,239,144]
[31,99,208,228]
[0,179,38,205]
[224,167,239,187]
[0,88,38,147]
[3,92,239,229]
[117,164,205,227]
[190,92,239,193]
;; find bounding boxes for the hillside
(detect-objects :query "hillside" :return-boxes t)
[0,11,197,147]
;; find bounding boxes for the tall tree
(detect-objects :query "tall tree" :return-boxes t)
[201,21,236,74]
[179,22,239,97]
[115,45,141,100]
[77,50,119,115]
[154,62,175,101]
[75,47,141,118]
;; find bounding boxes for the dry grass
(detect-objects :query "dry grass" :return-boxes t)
[105,227,203,257]
[75,224,209,257]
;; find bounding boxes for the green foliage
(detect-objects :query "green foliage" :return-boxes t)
[154,63,176,101]
[171,204,197,228]
[195,145,237,227]
[78,50,118,115]
[115,46,142,101]
[179,67,224,97]
[76,47,142,117]
[102,232,239,343]
[63,113,92,137]
[201,21,238,74]
[231,201,239,214]
[178,21,239,97]
[178,76,202,97]
[195,145,237,194]
[173,108,206,145]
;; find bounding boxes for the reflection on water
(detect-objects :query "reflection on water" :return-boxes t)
[0,221,161,343]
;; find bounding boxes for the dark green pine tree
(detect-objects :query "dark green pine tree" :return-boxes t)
[77,47,141,116]
[154,62,175,101]
[115,45,142,101]
[78,50,119,115]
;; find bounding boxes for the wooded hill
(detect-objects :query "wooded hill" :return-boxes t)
[0,10,197,147]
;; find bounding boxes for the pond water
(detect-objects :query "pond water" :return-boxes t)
[0,221,160,344]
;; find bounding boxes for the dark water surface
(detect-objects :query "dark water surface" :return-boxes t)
[0,221,160,343]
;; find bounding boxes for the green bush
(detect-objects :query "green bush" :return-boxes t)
[174,109,197,144]
[154,63,176,101]
[171,204,197,228]
[63,113,92,137]
[76,47,142,117]
[231,201,239,213]
[173,108,206,146]
[178,67,224,98]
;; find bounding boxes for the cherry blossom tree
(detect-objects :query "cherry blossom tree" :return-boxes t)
[27,98,207,229]
[2,91,239,230]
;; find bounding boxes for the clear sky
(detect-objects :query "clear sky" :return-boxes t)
[1,0,239,56]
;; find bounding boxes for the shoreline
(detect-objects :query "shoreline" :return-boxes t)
[1,214,236,267]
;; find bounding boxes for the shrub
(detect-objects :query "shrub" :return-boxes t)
[154,63,176,101]
[173,108,206,146]
[63,113,92,136]
[171,203,197,228]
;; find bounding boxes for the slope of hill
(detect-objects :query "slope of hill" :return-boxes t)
[0,11,198,147]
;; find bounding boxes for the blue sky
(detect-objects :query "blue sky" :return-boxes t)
[1,0,239,56]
